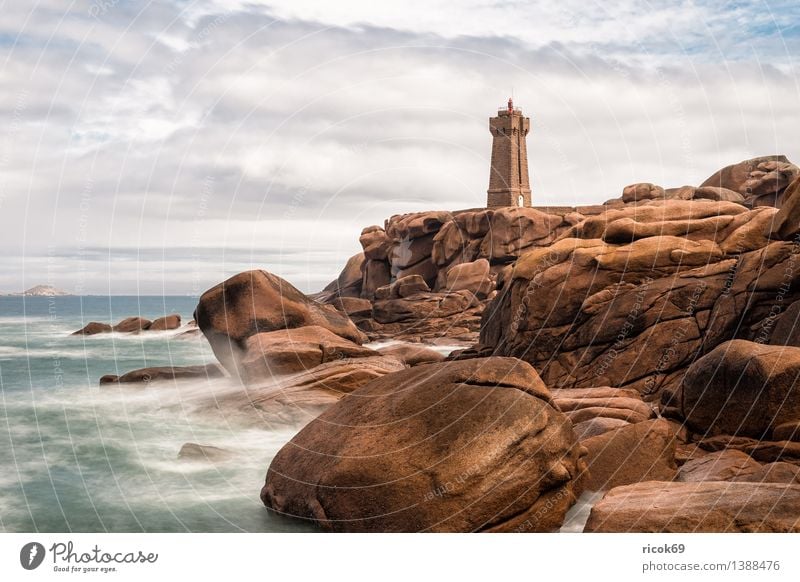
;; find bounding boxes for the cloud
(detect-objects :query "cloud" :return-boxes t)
[0,0,799,293]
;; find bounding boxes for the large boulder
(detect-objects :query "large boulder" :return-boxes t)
[621,182,665,203]
[359,225,390,261]
[680,340,800,438]
[237,326,379,382]
[580,419,678,491]
[480,207,563,261]
[195,270,365,374]
[261,357,588,532]
[584,481,800,532]
[699,155,799,207]
[444,258,495,299]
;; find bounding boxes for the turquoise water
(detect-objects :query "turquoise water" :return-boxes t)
[0,296,313,532]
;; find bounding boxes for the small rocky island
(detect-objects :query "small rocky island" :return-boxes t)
[95,103,800,532]
[4,284,72,296]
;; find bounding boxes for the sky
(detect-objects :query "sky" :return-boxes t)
[0,0,799,295]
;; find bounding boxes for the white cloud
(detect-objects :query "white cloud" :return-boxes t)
[0,0,799,293]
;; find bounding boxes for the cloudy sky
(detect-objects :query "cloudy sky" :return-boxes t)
[1,0,799,294]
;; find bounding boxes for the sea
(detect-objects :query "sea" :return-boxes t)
[0,295,314,533]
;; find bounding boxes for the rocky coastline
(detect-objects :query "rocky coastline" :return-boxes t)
[93,154,800,532]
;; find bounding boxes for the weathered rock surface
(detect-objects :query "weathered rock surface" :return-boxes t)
[584,481,800,532]
[571,417,631,440]
[195,270,365,374]
[99,363,226,386]
[376,343,446,366]
[475,199,800,399]
[773,420,800,442]
[355,207,597,301]
[551,386,654,426]
[72,322,113,335]
[693,434,800,463]
[771,175,800,240]
[735,462,800,484]
[444,258,495,298]
[148,314,181,331]
[261,357,587,532]
[237,326,379,382]
[73,314,185,335]
[113,317,152,333]
[622,183,666,203]
[581,419,678,491]
[677,449,762,482]
[320,253,365,299]
[373,289,479,324]
[699,155,799,207]
[679,340,800,438]
[329,296,373,318]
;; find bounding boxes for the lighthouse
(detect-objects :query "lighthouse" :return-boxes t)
[487,98,531,207]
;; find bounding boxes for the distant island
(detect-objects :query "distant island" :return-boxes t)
[3,285,73,297]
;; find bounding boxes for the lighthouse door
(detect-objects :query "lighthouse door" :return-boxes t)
[518,194,524,207]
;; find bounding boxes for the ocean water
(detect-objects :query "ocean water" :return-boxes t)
[0,296,314,532]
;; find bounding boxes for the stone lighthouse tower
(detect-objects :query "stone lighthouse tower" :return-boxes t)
[487,98,531,207]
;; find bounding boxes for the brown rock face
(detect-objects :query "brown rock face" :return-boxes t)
[71,322,112,335]
[476,199,800,398]
[584,481,800,532]
[328,297,372,318]
[771,175,800,240]
[237,326,379,382]
[194,270,365,374]
[735,462,800,484]
[373,289,479,324]
[571,417,630,440]
[359,225,390,261]
[361,259,391,299]
[680,340,800,438]
[113,317,152,332]
[768,297,800,347]
[773,421,800,442]
[550,386,654,426]
[581,419,678,491]
[699,155,799,207]
[444,258,495,299]
[320,253,365,299]
[621,183,665,203]
[261,357,587,532]
[148,314,181,331]
[99,363,226,386]
[480,207,564,262]
[676,449,762,482]
[376,343,446,366]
